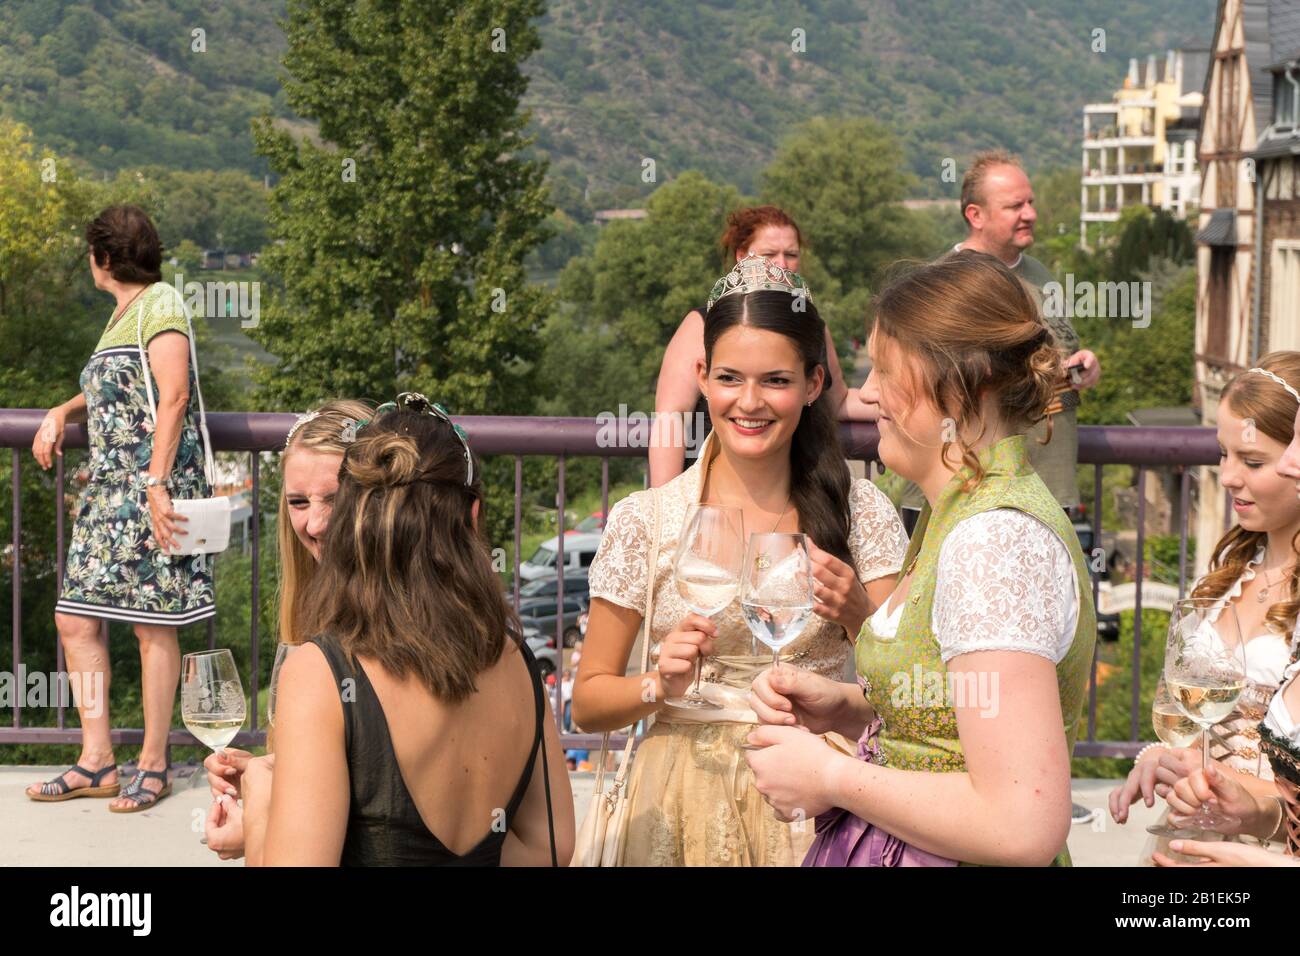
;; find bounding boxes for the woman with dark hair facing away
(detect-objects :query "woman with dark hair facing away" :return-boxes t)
[575,257,907,865]
[28,205,214,812]
[245,396,574,866]
[746,251,1097,866]
[649,206,880,487]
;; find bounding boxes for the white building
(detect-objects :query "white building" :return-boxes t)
[1081,48,1210,247]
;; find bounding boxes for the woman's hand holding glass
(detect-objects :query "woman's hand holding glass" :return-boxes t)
[749,666,865,739]
[807,540,869,636]
[204,747,254,799]
[1165,764,1281,839]
[205,792,245,861]
[657,613,717,703]
[1108,747,1201,824]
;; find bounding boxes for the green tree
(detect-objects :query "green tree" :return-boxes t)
[247,0,551,414]
[761,117,923,289]
[552,171,741,411]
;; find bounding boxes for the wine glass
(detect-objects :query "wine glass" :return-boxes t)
[1163,597,1247,833]
[181,649,246,754]
[267,642,298,729]
[665,503,744,709]
[740,532,815,674]
[1144,675,1203,838]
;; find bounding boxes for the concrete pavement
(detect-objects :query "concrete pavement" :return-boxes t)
[1,766,1154,866]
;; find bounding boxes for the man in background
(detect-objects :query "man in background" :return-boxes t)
[895,150,1101,534]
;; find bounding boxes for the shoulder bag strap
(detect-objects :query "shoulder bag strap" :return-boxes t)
[597,487,662,791]
[137,285,216,487]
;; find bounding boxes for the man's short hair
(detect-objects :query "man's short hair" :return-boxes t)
[960,150,1025,229]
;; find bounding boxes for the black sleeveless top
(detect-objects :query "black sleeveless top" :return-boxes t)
[309,634,548,867]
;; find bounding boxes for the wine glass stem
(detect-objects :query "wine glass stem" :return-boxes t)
[690,658,703,698]
[772,648,780,671]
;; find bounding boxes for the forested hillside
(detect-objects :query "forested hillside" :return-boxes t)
[1,0,1215,219]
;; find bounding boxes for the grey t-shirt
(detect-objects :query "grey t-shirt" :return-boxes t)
[896,246,1081,510]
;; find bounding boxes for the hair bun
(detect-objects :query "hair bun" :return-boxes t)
[1026,336,1065,421]
[346,431,421,488]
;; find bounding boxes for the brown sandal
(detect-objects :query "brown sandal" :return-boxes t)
[108,769,171,813]
[28,764,120,802]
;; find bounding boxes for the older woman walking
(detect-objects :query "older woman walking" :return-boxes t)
[26,205,215,812]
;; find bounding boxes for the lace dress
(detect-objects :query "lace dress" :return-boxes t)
[1141,547,1299,862]
[586,436,908,866]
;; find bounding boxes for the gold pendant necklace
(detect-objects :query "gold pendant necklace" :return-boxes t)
[754,496,792,570]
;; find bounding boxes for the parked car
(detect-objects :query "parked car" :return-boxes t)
[517,594,589,647]
[519,532,603,582]
[507,569,590,602]
[523,626,557,684]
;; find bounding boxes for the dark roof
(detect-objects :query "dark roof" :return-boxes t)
[1195,208,1237,246]
[1237,1,1300,133]
[1249,133,1300,159]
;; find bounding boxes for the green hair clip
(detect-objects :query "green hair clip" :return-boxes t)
[353,392,474,485]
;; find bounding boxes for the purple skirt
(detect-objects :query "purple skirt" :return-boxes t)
[802,717,958,868]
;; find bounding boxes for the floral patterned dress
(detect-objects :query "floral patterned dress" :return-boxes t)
[54,283,215,626]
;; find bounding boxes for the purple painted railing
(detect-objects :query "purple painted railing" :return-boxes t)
[0,410,1220,758]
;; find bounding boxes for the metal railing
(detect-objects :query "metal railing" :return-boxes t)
[0,410,1220,758]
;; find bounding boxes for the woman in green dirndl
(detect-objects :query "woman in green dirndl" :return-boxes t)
[745,251,1097,866]
[26,206,215,812]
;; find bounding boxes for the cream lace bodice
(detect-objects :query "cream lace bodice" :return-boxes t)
[588,444,908,679]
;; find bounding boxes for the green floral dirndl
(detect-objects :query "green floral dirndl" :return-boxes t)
[55,282,215,626]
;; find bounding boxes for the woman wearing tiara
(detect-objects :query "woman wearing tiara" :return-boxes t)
[1109,353,1300,862]
[574,255,907,866]
[649,206,880,487]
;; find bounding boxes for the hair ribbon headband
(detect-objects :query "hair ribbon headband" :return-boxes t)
[1248,368,1300,406]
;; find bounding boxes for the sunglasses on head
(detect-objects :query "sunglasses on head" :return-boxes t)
[354,392,474,486]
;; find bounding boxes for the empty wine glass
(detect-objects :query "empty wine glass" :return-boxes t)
[666,503,744,709]
[740,533,815,674]
[181,649,246,755]
[1163,597,1247,833]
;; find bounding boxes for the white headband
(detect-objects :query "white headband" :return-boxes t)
[1248,368,1300,406]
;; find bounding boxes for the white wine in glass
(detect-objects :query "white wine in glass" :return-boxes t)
[181,648,246,753]
[1163,597,1247,834]
[1145,676,1202,839]
[666,503,744,709]
[741,533,815,672]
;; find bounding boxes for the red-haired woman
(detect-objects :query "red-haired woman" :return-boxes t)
[649,206,879,486]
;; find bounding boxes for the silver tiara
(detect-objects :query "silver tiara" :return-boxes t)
[1248,368,1300,406]
[284,410,321,445]
[706,254,813,312]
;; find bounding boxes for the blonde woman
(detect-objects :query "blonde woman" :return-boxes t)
[1153,393,1300,868]
[203,399,372,860]
[1109,354,1300,860]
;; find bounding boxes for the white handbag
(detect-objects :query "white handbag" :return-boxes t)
[572,487,661,867]
[136,288,232,557]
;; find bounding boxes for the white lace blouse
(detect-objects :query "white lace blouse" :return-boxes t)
[868,508,1081,664]
[587,436,908,679]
